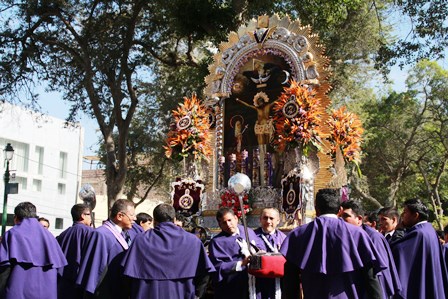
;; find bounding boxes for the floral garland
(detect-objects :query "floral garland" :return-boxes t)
[219,189,251,218]
[272,80,324,153]
[164,95,212,161]
[326,106,364,164]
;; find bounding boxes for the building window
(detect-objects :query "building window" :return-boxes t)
[35,146,44,175]
[15,176,27,191]
[59,152,67,179]
[32,179,42,192]
[57,183,66,195]
[55,218,63,229]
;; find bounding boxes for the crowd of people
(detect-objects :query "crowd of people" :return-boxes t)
[0,188,447,298]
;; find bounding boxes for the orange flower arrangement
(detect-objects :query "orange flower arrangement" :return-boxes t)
[272,80,324,153]
[326,106,364,164]
[164,95,212,161]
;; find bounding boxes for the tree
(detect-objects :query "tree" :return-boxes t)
[0,0,394,208]
[360,61,448,227]
[377,1,448,71]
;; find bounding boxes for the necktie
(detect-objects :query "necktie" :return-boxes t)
[122,230,131,245]
[385,234,392,241]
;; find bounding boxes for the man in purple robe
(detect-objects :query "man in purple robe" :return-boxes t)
[122,203,215,298]
[56,203,93,299]
[76,199,136,299]
[391,198,448,299]
[340,200,401,298]
[280,188,386,299]
[253,207,286,299]
[208,207,265,299]
[0,202,67,299]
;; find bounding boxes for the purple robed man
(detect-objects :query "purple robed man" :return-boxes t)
[0,202,67,299]
[56,203,94,299]
[280,188,386,299]
[391,198,448,299]
[340,200,402,298]
[76,199,136,299]
[209,207,265,299]
[253,207,287,299]
[122,203,215,299]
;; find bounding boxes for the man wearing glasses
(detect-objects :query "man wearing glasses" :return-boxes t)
[77,199,136,299]
[56,203,93,299]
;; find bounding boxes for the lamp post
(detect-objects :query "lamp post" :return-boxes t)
[2,143,14,236]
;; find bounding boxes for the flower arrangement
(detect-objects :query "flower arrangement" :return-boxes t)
[164,95,212,161]
[219,189,251,218]
[272,80,324,154]
[326,106,364,165]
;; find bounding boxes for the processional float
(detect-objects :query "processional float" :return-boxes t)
[164,15,363,232]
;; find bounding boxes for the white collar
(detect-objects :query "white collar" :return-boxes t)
[320,214,338,218]
[231,227,241,236]
[108,219,123,233]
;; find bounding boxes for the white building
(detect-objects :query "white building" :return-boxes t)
[0,102,84,236]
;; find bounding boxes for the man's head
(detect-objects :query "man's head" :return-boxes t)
[340,200,364,227]
[110,199,136,230]
[364,210,379,230]
[153,204,175,226]
[174,212,185,228]
[216,207,239,235]
[14,202,37,224]
[136,212,153,231]
[71,203,92,226]
[443,224,448,243]
[378,207,400,234]
[401,198,428,228]
[38,217,50,229]
[315,188,340,216]
[260,207,280,233]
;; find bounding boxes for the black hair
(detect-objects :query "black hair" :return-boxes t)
[14,202,37,221]
[216,206,235,222]
[136,212,153,224]
[153,204,175,223]
[340,200,365,217]
[315,188,340,215]
[378,206,400,219]
[403,198,429,221]
[71,203,90,222]
[110,199,135,218]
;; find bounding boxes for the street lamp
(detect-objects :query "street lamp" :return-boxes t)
[2,143,14,236]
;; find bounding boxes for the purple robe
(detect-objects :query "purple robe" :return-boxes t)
[254,227,287,299]
[76,222,129,299]
[0,218,67,299]
[391,222,448,299]
[122,222,215,299]
[208,224,264,299]
[444,243,448,273]
[280,216,387,299]
[362,224,401,298]
[128,222,144,240]
[56,222,94,299]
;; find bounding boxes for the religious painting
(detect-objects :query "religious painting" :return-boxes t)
[223,54,292,188]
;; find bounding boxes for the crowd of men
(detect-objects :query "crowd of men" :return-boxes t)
[0,188,447,298]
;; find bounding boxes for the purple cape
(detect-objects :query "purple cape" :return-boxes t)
[56,222,93,299]
[208,224,263,299]
[0,218,67,299]
[128,222,144,240]
[280,216,387,298]
[392,222,448,299]
[254,227,286,299]
[122,222,215,299]
[76,223,129,298]
[362,224,401,298]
